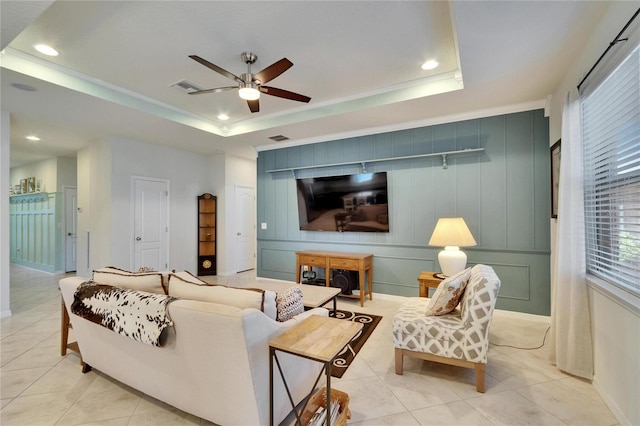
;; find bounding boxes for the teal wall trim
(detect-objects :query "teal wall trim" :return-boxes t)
[9,192,63,273]
[257,109,550,315]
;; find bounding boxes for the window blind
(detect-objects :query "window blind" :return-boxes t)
[582,45,640,295]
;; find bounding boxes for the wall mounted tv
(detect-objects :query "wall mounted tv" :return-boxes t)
[296,172,389,232]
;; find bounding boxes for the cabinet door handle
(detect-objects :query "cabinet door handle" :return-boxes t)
[136,237,142,241]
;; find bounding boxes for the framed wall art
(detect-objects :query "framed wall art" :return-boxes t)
[550,139,561,218]
[27,177,36,193]
[20,179,27,195]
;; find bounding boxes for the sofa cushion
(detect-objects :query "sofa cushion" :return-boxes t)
[170,270,207,285]
[168,272,277,320]
[92,267,165,294]
[425,268,471,316]
[394,297,466,358]
[276,286,304,322]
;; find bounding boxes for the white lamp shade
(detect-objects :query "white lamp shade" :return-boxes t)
[429,218,476,276]
[428,218,477,247]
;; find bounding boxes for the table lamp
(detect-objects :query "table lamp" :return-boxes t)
[428,217,477,277]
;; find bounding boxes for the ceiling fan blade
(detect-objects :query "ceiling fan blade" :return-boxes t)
[247,99,260,113]
[189,55,242,83]
[260,86,311,103]
[188,86,237,95]
[254,58,293,84]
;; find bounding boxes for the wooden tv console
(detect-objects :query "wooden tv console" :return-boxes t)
[295,250,373,307]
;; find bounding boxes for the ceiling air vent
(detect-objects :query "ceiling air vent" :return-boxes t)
[170,79,204,93]
[268,135,289,142]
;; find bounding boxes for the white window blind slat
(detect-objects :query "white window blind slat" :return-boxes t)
[581,44,640,295]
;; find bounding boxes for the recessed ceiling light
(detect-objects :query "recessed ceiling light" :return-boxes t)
[217,114,229,121]
[421,60,439,70]
[34,44,59,56]
[26,135,40,141]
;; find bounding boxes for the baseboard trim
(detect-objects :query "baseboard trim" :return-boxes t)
[593,377,632,426]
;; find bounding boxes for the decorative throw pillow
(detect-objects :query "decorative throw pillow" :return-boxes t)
[276,286,304,322]
[425,267,472,316]
[168,272,278,320]
[134,267,176,294]
[92,267,165,294]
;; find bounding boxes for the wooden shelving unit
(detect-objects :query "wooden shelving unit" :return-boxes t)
[197,193,217,276]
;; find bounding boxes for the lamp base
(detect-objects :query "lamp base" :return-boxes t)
[438,246,467,277]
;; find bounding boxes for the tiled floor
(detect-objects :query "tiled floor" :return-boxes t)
[1,265,618,425]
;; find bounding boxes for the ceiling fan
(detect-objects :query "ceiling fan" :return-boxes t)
[188,52,311,113]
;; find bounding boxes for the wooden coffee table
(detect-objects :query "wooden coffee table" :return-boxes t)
[228,279,341,314]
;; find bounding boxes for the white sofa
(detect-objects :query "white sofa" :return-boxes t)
[59,276,328,425]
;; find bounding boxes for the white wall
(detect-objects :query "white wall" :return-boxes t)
[76,139,113,277]
[548,3,640,425]
[225,154,257,275]
[10,157,57,193]
[1,111,11,318]
[205,152,257,276]
[8,156,76,194]
[75,136,258,279]
[56,157,77,192]
[109,136,211,272]
[76,136,212,276]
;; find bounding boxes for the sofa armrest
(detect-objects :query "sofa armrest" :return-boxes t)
[285,307,329,325]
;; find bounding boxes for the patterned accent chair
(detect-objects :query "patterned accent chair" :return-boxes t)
[392,264,501,392]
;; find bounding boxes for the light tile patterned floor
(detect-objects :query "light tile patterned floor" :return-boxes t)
[1,265,618,425]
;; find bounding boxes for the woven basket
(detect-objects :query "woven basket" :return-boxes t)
[299,387,350,426]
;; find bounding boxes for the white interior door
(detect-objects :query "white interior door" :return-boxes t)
[64,187,78,272]
[133,178,169,271]
[235,186,255,272]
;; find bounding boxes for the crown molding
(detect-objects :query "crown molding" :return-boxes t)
[255,99,547,152]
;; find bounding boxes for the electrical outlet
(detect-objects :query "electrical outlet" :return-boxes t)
[261,222,267,230]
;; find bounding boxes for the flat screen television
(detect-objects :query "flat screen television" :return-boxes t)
[296,172,389,232]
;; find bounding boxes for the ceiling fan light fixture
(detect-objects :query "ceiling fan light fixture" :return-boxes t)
[238,86,260,100]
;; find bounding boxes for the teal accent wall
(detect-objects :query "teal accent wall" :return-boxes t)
[257,109,550,315]
[9,192,63,273]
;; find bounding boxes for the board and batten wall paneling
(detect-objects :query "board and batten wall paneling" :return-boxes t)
[257,109,550,315]
[9,193,61,273]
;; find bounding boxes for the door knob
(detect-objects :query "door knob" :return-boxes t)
[237,232,241,236]
[136,237,142,241]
